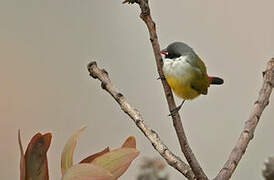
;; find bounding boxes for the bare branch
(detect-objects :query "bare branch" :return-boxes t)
[87,61,196,180]
[214,59,274,180]
[123,1,208,179]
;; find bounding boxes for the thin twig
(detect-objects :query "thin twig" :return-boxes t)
[87,61,196,180]
[123,0,208,179]
[214,59,274,180]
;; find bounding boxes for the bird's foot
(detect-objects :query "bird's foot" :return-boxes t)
[168,100,185,116]
[157,75,165,80]
[168,106,181,116]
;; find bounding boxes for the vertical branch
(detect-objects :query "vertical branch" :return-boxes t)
[123,0,208,179]
[214,59,274,180]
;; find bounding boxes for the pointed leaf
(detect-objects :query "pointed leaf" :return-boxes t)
[79,147,110,164]
[18,130,26,180]
[25,132,52,180]
[62,163,114,180]
[92,148,139,179]
[61,126,86,175]
[121,136,136,148]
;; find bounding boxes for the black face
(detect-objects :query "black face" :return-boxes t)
[160,48,181,59]
[161,42,194,59]
[165,51,181,59]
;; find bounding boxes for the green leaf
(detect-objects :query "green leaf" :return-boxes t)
[92,148,139,179]
[61,126,86,175]
[62,163,114,180]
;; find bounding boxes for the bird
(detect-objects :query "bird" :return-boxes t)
[160,42,223,114]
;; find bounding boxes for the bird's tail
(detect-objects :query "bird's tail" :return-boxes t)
[208,76,224,85]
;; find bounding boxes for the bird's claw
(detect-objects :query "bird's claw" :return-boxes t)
[168,106,181,116]
[168,100,185,116]
[157,76,165,80]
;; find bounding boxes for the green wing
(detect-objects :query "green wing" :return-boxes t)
[187,55,209,95]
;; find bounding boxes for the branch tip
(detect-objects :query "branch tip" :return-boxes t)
[87,61,98,79]
[87,61,97,70]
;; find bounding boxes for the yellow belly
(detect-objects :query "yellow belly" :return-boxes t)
[165,76,200,100]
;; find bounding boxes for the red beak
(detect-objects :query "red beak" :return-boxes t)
[160,49,168,56]
[160,51,168,55]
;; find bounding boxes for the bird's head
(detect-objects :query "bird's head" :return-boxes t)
[160,42,195,59]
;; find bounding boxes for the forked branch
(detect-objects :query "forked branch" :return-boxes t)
[123,0,208,179]
[87,62,195,180]
[90,0,274,179]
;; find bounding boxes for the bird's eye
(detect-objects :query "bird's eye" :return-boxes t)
[167,53,180,59]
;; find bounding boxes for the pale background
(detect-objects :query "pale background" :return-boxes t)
[1,0,274,179]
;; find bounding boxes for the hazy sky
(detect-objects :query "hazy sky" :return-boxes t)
[1,0,274,179]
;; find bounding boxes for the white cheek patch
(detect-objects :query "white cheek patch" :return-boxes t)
[163,55,202,77]
[163,56,191,77]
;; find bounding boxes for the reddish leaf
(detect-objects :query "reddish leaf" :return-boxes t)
[79,147,110,164]
[62,163,114,180]
[18,130,26,180]
[121,136,136,148]
[92,148,139,179]
[25,132,52,180]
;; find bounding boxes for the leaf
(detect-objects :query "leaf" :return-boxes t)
[24,132,52,180]
[79,147,110,164]
[61,126,86,175]
[121,136,136,148]
[92,148,139,179]
[62,163,114,180]
[18,130,26,180]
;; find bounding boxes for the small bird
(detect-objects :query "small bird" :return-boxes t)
[160,42,223,114]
